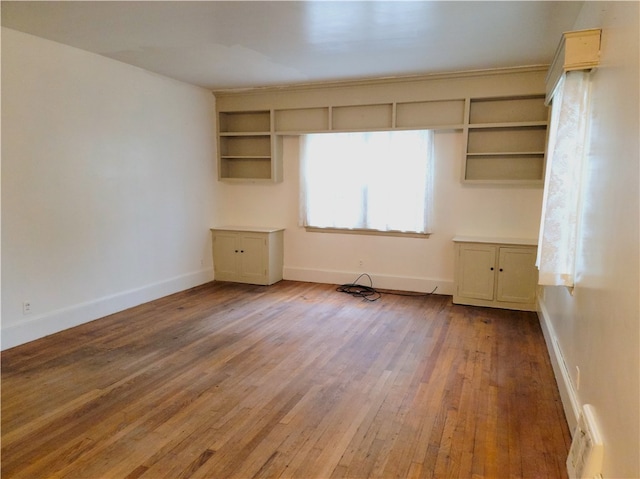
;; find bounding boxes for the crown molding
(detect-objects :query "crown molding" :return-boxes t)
[213,65,550,97]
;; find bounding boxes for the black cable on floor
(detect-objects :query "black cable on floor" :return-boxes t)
[336,273,437,302]
[336,273,381,301]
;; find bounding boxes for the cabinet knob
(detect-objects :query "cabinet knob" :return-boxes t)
[499,268,503,272]
[235,250,239,253]
[240,250,244,253]
[490,267,494,271]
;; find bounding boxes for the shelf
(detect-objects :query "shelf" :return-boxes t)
[217,109,281,182]
[219,135,271,157]
[467,126,547,154]
[219,131,270,137]
[275,107,330,132]
[271,99,466,134]
[464,154,545,182]
[469,95,548,124]
[332,104,393,130]
[219,111,270,133]
[468,120,547,129]
[463,95,549,185]
[219,157,272,162]
[220,157,273,180]
[396,99,465,128]
[466,151,545,156]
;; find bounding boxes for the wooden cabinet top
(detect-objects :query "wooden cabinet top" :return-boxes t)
[452,236,537,246]
[211,226,285,233]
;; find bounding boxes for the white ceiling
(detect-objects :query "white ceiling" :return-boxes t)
[1,1,584,91]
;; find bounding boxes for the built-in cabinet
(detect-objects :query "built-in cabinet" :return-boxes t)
[453,237,538,311]
[211,227,284,285]
[462,95,548,185]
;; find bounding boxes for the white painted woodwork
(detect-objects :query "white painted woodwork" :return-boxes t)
[217,111,282,182]
[496,247,538,304]
[462,95,549,185]
[215,69,548,182]
[453,237,538,311]
[455,243,496,301]
[546,28,602,102]
[211,227,284,285]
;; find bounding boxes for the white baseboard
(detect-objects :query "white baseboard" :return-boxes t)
[283,267,453,295]
[537,297,580,432]
[1,269,214,351]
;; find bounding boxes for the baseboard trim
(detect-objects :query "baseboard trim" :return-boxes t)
[283,267,453,295]
[537,297,580,432]
[1,269,214,351]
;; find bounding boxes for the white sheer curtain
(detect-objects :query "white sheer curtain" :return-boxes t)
[299,130,434,234]
[537,71,592,287]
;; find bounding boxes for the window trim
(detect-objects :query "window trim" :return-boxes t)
[304,226,431,239]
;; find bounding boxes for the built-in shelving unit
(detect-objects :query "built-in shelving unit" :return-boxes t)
[216,100,469,182]
[216,96,548,184]
[462,95,549,185]
[214,68,549,183]
[271,100,466,134]
[217,110,281,182]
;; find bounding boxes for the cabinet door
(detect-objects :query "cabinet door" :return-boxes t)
[457,244,497,301]
[212,232,240,280]
[496,247,538,304]
[239,234,267,284]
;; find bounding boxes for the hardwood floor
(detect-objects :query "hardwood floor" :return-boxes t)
[1,281,571,479]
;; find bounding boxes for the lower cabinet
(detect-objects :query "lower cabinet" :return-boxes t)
[453,237,538,311]
[211,227,284,285]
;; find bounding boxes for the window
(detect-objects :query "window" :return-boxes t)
[299,130,434,235]
[536,71,592,287]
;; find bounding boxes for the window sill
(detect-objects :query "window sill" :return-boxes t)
[304,226,431,239]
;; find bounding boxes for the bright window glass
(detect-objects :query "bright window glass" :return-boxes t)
[300,130,434,234]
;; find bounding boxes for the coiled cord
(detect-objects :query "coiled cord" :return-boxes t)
[336,273,437,302]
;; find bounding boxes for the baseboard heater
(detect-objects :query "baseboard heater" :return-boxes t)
[567,404,604,479]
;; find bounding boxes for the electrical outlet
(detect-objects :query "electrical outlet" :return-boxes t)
[23,301,32,314]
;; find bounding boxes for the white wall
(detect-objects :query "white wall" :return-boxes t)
[1,28,217,349]
[1,29,545,349]
[214,131,544,294]
[537,3,639,478]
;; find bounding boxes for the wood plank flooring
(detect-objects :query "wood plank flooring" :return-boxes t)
[1,281,571,478]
